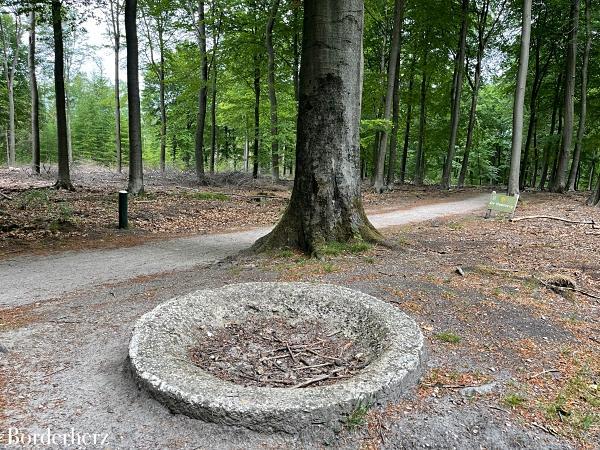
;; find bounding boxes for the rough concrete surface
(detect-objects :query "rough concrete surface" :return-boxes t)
[129,283,425,435]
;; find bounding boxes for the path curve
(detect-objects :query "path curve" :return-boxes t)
[0,194,488,307]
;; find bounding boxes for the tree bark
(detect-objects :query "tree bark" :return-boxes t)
[194,0,207,181]
[266,0,281,181]
[125,0,144,194]
[567,0,590,191]
[29,10,40,174]
[552,0,579,192]
[373,0,405,193]
[507,0,532,196]
[252,0,381,254]
[441,0,469,189]
[52,0,73,190]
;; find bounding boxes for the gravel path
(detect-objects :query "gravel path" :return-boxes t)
[0,195,488,307]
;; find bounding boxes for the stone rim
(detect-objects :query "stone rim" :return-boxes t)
[128,282,426,433]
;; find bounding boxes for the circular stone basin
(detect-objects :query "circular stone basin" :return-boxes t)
[128,282,425,433]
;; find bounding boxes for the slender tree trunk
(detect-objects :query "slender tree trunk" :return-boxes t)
[252,55,261,179]
[414,57,428,186]
[399,61,415,183]
[194,0,207,181]
[539,73,562,190]
[568,0,590,191]
[458,53,482,187]
[52,0,73,189]
[125,0,144,194]
[266,0,280,180]
[252,0,381,253]
[386,52,401,186]
[158,26,167,172]
[441,0,469,189]
[209,58,217,173]
[507,0,532,196]
[1,14,20,168]
[373,0,405,193]
[29,11,40,174]
[109,0,123,173]
[552,0,579,192]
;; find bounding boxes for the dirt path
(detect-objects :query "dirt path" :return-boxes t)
[0,194,488,308]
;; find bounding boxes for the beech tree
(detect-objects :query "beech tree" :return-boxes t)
[125,0,144,194]
[507,0,532,196]
[253,0,381,253]
[28,9,40,173]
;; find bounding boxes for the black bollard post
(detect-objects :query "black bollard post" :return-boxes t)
[118,190,128,229]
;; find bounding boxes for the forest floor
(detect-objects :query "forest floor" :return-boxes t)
[1,166,599,449]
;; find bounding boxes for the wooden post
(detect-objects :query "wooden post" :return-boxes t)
[119,190,128,229]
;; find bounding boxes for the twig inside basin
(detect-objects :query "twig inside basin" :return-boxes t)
[189,315,372,388]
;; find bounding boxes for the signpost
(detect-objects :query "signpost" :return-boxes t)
[485,191,519,218]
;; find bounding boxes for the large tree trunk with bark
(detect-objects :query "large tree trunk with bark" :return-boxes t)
[552,0,579,193]
[266,0,280,181]
[125,0,144,194]
[29,11,40,174]
[567,0,590,191]
[373,0,404,193]
[441,0,469,189]
[507,0,532,196]
[52,0,73,190]
[194,0,207,181]
[252,0,381,254]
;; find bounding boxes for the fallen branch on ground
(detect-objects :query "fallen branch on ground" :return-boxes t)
[0,191,12,200]
[534,276,600,303]
[510,215,597,227]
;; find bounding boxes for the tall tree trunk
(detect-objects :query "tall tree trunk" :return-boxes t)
[125,0,144,194]
[386,52,401,186]
[209,58,217,173]
[158,26,167,172]
[292,5,300,102]
[52,0,73,190]
[539,73,562,190]
[399,60,415,183]
[1,14,20,168]
[194,0,207,181]
[252,55,260,179]
[441,0,469,189]
[373,0,405,193]
[552,0,579,192]
[458,53,482,188]
[29,10,40,174]
[109,0,123,173]
[507,0,532,196]
[568,0,590,191]
[266,0,281,181]
[252,0,381,253]
[414,57,428,186]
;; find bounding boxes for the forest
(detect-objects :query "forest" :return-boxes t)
[0,0,597,200]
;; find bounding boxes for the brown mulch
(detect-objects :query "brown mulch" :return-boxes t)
[189,315,371,388]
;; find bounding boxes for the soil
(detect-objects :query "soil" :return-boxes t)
[0,174,598,449]
[190,315,370,388]
[0,165,481,259]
